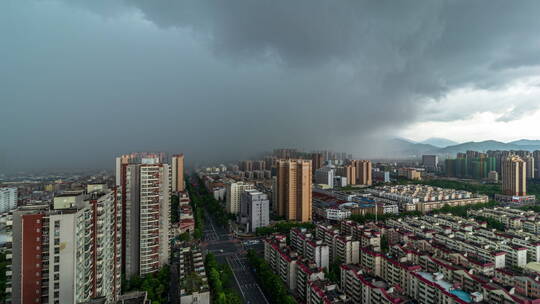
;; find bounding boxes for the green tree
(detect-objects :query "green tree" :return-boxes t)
[247,250,297,304]
[0,252,7,302]
[171,194,180,224]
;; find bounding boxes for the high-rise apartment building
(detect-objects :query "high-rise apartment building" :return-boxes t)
[351,160,372,185]
[523,155,535,180]
[502,155,527,196]
[240,189,270,233]
[422,155,438,172]
[10,186,121,304]
[276,159,312,222]
[239,160,254,172]
[171,154,185,192]
[314,166,335,188]
[225,181,254,214]
[311,153,324,174]
[533,150,540,177]
[254,160,266,171]
[0,187,17,213]
[345,165,356,185]
[273,148,298,159]
[116,154,171,278]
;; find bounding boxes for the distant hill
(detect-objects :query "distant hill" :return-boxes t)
[371,138,439,158]
[509,139,540,146]
[373,138,540,159]
[440,140,540,154]
[420,137,459,148]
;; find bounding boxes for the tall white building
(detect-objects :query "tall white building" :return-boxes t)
[240,189,270,233]
[116,153,171,277]
[0,187,17,213]
[225,181,254,214]
[314,166,335,188]
[10,186,121,304]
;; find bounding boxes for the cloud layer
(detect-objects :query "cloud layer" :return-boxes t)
[2,0,540,172]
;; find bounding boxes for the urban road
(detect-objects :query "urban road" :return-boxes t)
[201,211,269,304]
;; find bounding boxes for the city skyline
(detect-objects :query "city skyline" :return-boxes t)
[2,1,540,173]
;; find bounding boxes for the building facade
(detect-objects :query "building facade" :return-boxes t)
[351,160,372,186]
[116,154,171,278]
[276,159,313,222]
[0,187,17,213]
[240,189,270,233]
[10,187,121,304]
[225,181,254,214]
[502,155,527,196]
[171,154,185,192]
[314,166,335,188]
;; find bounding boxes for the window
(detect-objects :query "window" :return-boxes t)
[54,265,59,272]
[54,256,59,263]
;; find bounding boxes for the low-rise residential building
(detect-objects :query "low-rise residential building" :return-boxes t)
[179,244,210,304]
[367,185,489,213]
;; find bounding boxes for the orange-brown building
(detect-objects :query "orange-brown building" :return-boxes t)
[276,159,312,222]
[172,154,185,192]
[351,160,372,186]
[502,155,527,196]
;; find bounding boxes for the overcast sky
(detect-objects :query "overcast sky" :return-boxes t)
[2,1,540,172]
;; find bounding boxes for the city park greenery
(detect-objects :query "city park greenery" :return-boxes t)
[204,253,242,304]
[123,265,170,304]
[247,249,296,304]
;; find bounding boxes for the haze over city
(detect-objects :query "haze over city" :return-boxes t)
[2,0,540,173]
[5,2,540,304]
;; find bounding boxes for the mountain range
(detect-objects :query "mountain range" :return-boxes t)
[377,138,540,158]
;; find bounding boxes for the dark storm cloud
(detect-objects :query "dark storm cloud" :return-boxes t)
[1,0,540,172]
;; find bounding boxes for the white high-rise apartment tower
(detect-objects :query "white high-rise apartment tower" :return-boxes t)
[0,187,17,213]
[10,186,121,304]
[226,181,254,214]
[116,153,171,277]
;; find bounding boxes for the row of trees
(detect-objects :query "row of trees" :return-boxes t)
[0,252,7,303]
[171,194,180,224]
[247,250,296,304]
[186,180,205,239]
[189,176,233,228]
[204,253,242,304]
[123,266,170,304]
[473,216,505,231]
[430,201,499,217]
[255,221,316,236]
[349,211,422,224]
